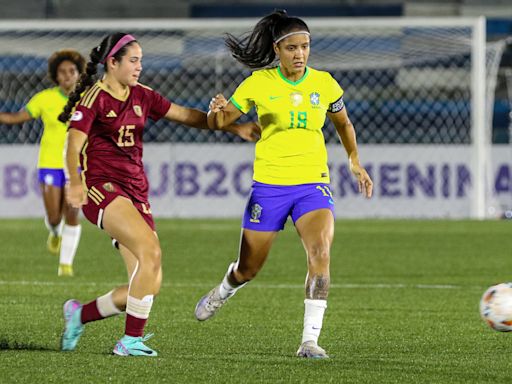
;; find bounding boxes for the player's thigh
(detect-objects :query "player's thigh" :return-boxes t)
[102,196,160,261]
[295,209,334,253]
[238,229,278,272]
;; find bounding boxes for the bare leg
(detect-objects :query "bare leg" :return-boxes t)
[41,184,64,254]
[295,209,334,300]
[110,241,160,311]
[295,209,334,358]
[232,229,278,283]
[41,184,64,227]
[102,197,161,298]
[62,198,161,354]
[194,229,277,321]
[58,196,82,275]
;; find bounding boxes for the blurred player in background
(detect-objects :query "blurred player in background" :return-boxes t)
[194,10,373,358]
[59,32,259,357]
[0,49,86,277]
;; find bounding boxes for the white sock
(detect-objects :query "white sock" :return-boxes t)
[96,290,122,318]
[44,216,63,236]
[301,299,327,344]
[218,262,247,300]
[126,294,153,319]
[59,224,81,266]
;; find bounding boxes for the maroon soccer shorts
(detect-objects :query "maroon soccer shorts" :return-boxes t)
[82,181,155,231]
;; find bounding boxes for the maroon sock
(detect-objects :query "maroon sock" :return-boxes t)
[80,300,103,324]
[125,314,147,337]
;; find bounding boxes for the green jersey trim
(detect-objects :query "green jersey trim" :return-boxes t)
[25,105,36,118]
[230,96,245,113]
[277,66,309,86]
[57,87,69,100]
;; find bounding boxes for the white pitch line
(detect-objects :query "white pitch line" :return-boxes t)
[0,280,463,290]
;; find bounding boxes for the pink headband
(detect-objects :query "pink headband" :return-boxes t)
[101,34,136,64]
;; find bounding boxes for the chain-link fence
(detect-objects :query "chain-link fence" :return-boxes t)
[0,19,505,145]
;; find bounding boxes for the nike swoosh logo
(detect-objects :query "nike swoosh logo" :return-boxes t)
[312,326,321,330]
[269,96,282,100]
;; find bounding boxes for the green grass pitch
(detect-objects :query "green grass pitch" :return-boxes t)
[0,218,511,383]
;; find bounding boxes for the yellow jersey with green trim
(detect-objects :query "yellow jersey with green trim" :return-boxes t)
[230,66,344,185]
[25,87,69,169]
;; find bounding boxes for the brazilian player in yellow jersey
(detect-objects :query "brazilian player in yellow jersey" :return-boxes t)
[0,49,86,276]
[230,65,343,185]
[195,10,373,359]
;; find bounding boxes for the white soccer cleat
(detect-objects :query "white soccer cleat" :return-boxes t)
[194,285,227,321]
[296,340,329,359]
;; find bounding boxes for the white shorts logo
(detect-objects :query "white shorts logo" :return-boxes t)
[71,111,83,121]
[44,174,54,185]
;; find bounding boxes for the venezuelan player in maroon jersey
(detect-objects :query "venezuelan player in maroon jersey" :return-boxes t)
[58,33,260,357]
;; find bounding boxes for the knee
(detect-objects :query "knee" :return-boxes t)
[139,243,162,274]
[47,213,61,226]
[307,241,331,268]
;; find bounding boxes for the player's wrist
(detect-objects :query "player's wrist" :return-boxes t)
[348,151,360,166]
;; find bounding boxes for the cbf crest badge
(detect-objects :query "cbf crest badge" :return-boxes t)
[133,105,142,117]
[310,92,320,106]
[249,203,262,223]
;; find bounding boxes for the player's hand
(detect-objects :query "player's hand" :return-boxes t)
[65,182,87,208]
[350,162,373,198]
[233,121,261,142]
[209,94,228,113]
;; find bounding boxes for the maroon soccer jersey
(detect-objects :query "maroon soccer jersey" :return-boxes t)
[69,81,171,202]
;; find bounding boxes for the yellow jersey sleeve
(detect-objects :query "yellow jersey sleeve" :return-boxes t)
[230,75,256,114]
[25,92,43,119]
[326,74,345,113]
[327,73,344,103]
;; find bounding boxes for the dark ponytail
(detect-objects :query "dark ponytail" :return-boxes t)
[225,9,310,69]
[58,32,137,123]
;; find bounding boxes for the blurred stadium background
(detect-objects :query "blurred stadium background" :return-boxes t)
[0,0,511,220]
[1,2,512,383]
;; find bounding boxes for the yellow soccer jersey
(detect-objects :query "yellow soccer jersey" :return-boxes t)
[25,87,69,169]
[230,66,344,185]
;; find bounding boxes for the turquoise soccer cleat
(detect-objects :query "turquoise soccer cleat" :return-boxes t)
[61,299,84,351]
[113,333,158,357]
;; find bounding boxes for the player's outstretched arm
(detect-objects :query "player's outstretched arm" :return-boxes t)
[164,103,209,129]
[64,128,88,208]
[328,108,373,198]
[0,110,32,125]
[164,102,259,141]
